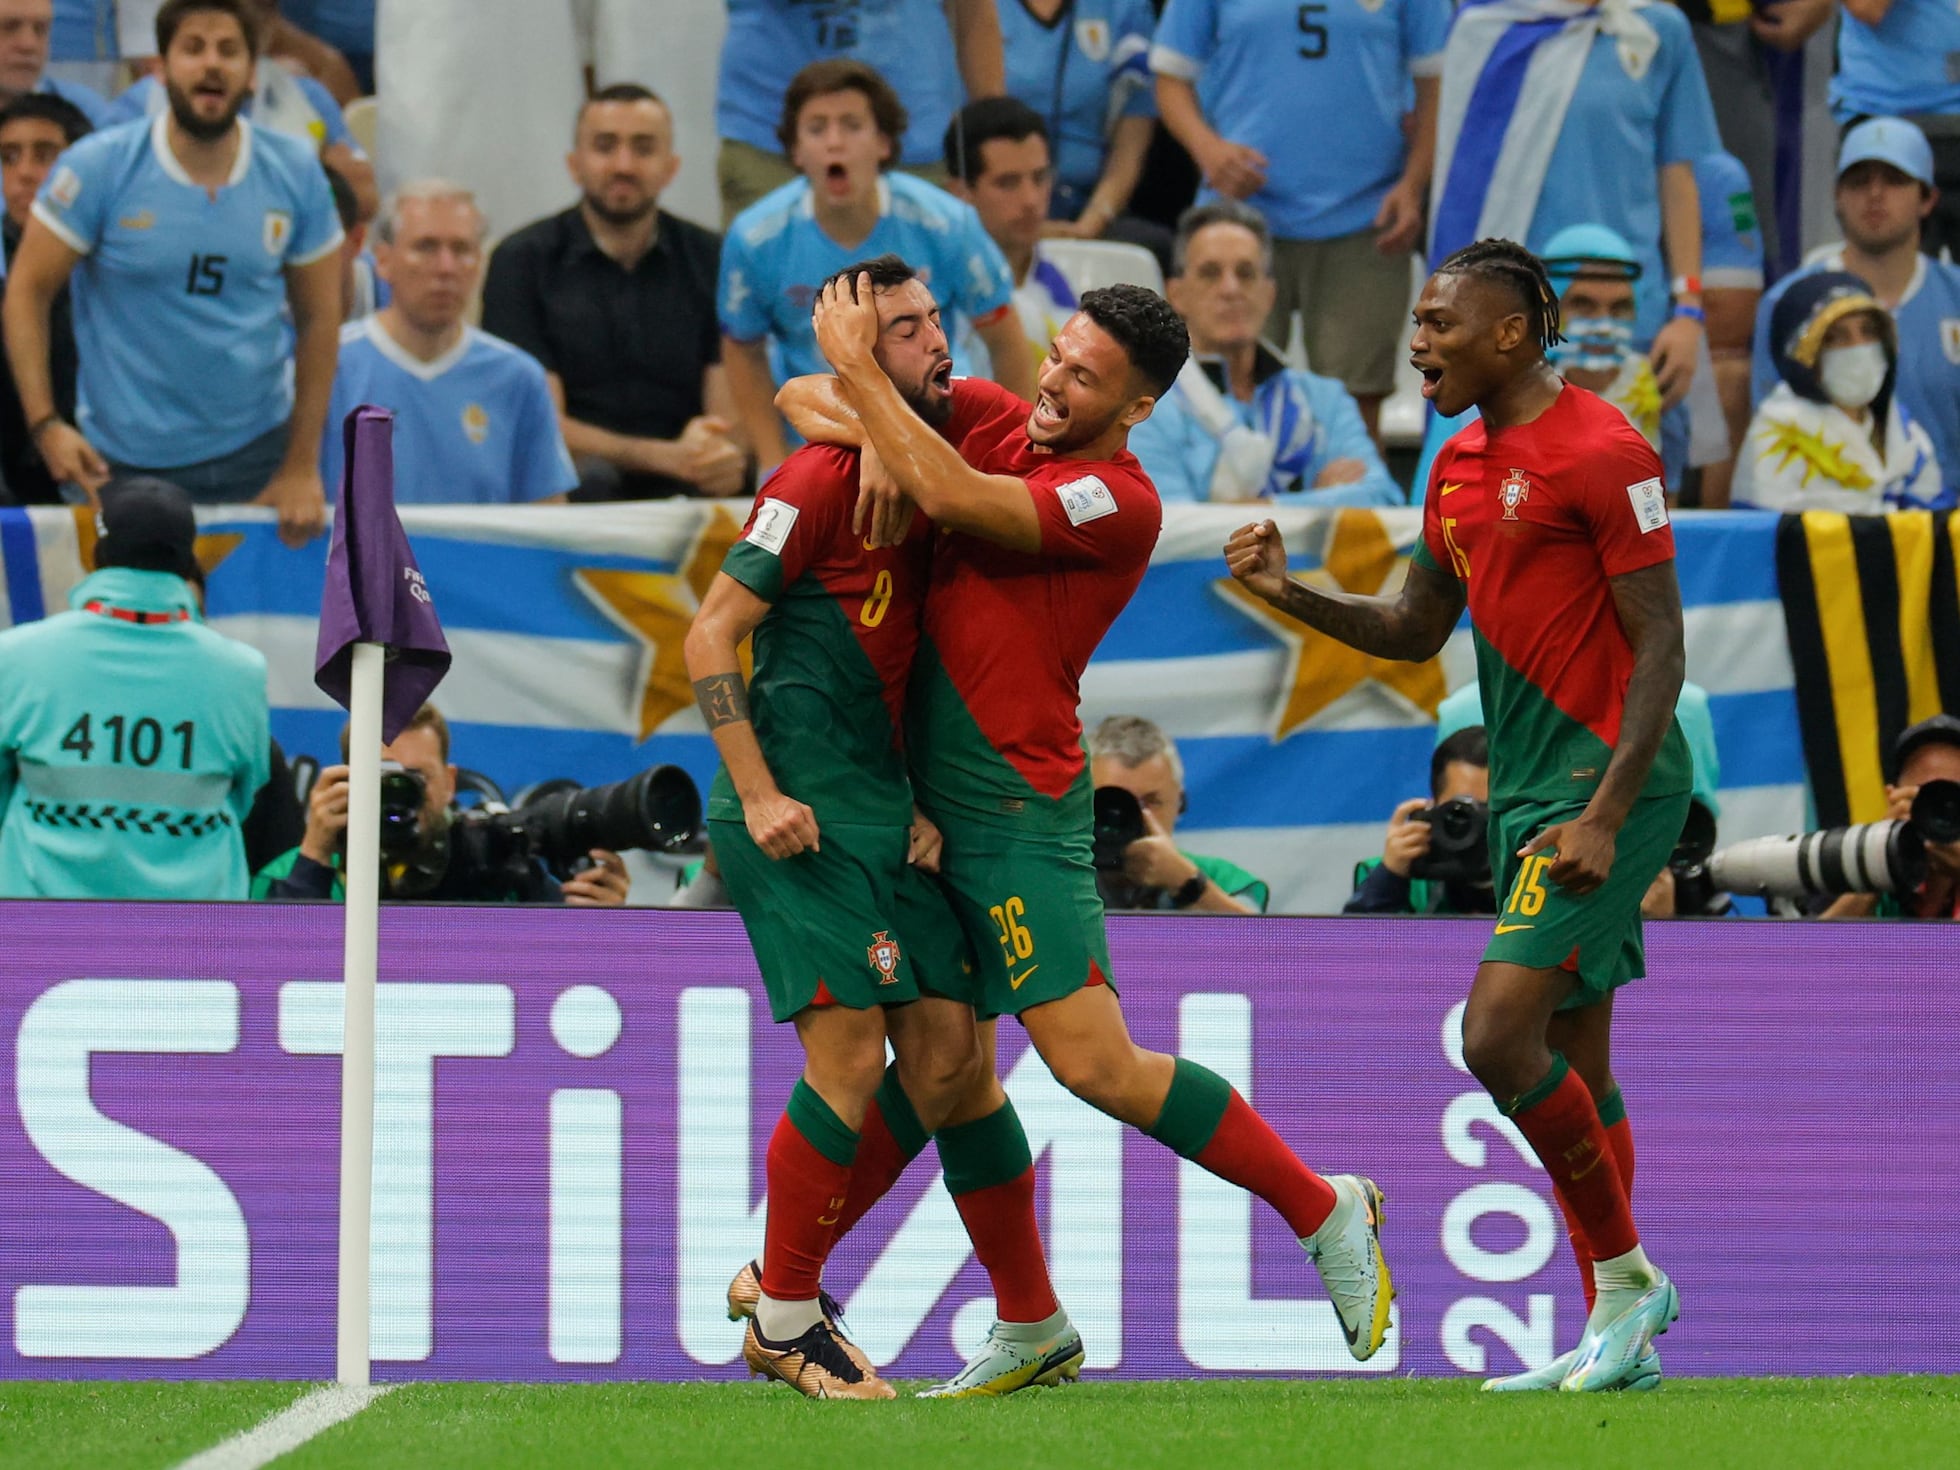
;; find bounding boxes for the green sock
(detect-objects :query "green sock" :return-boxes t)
[875,1062,930,1160]
[785,1078,859,1167]
[937,1100,1034,1195]
[1144,1058,1234,1159]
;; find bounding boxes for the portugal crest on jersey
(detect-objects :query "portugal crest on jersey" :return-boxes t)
[1499,468,1532,520]
[866,931,902,983]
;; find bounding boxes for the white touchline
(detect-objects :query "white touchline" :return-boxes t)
[173,1384,395,1470]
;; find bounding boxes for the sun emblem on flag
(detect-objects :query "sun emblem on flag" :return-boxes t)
[1499,468,1532,520]
[866,931,902,984]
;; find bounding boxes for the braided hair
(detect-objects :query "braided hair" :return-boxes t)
[1435,239,1565,353]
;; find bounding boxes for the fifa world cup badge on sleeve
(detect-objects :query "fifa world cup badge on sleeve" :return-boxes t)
[746,499,799,554]
[1626,476,1669,533]
[1056,474,1118,526]
[1499,469,1531,520]
[866,931,902,984]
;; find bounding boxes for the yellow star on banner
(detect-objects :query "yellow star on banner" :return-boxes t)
[575,506,749,741]
[1216,508,1445,740]
[69,506,245,584]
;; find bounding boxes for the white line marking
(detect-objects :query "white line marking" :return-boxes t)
[173,1384,394,1470]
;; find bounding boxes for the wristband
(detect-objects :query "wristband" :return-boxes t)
[1172,871,1208,908]
[1670,274,1702,298]
[1670,303,1706,323]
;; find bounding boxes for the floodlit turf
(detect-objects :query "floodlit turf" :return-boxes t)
[3,1378,1959,1469]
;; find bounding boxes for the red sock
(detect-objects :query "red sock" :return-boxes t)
[1559,1108,1640,1312]
[827,1098,912,1244]
[1510,1068,1637,1269]
[1193,1091,1339,1237]
[953,1168,1061,1322]
[759,1113,854,1302]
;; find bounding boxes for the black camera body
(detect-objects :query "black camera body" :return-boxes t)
[1409,796,1490,885]
[1092,785,1147,873]
[377,764,702,901]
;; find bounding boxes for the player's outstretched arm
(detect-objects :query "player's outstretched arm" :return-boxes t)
[682,573,820,860]
[775,375,865,448]
[1224,519,1464,661]
[815,276,1045,552]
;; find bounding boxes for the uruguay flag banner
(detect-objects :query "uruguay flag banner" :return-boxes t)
[0,501,1813,911]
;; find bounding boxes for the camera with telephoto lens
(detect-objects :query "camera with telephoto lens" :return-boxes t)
[439,765,702,900]
[1408,796,1490,884]
[377,760,428,858]
[1664,799,1729,917]
[1705,779,1960,900]
[1092,785,1147,873]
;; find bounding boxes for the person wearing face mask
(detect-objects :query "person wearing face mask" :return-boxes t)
[1734,271,1947,514]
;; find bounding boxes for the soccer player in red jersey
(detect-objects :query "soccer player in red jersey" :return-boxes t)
[1228,238,1693,1393]
[685,258,1071,1398]
[787,270,1397,1387]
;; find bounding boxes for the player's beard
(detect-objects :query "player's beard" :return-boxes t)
[165,79,247,142]
[898,360,955,429]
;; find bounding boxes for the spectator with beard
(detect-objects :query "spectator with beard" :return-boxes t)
[483,85,743,501]
[2,0,342,544]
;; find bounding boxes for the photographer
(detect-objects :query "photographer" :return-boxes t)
[1088,715,1268,914]
[251,703,629,905]
[1821,715,1960,921]
[1346,727,1496,916]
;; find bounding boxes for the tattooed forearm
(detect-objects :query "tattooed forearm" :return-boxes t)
[1590,561,1686,827]
[1273,560,1464,662]
[693,673,751,730]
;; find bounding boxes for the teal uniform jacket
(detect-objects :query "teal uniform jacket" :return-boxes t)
[0,567,269,898]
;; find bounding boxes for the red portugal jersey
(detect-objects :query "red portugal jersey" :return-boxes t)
[910,378,1163,832]
[706,444,932,827]
[1414,384,1693,809]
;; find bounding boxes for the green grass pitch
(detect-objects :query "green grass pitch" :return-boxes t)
[3,1378,1958,1469]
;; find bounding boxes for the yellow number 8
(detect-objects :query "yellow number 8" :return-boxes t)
[859,569,893,628]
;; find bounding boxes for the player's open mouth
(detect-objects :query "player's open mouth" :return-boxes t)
[929,360,953,391]
[1415,362,1444,400]
[1032,393,1066,429]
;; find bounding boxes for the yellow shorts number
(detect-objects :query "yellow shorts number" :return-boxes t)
[1505,854,1552,917]
[988,895,1033,965]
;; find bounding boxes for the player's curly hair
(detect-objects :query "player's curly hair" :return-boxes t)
[1078,285,1190,398]
[1435,239,1565,353]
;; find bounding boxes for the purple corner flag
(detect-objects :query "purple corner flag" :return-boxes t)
[314,406,451,741]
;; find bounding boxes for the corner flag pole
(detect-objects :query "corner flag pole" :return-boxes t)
[337,639,385,1387]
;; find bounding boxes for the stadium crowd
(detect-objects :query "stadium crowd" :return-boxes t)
[0,0,1955,918]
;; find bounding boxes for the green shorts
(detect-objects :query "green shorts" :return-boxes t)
[911,813,1115,1020]
[712,817,923,1022]
[1484,791,1690,1009]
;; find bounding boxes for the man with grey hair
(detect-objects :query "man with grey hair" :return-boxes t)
[1127,201,1402,507]
[1088,713,1269,913]
[322,180,576,505]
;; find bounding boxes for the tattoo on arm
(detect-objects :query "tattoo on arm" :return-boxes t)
[693,673,751,730]
[1591,561,1686,825]
[1274,559,1465,662]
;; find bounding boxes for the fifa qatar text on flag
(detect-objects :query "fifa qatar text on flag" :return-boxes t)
[314,406,452,741]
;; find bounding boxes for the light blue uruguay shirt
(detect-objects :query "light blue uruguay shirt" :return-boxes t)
[322,319,576,506]
[1833,0,1960,120]
[1129,345,1405,506]
[1519,6,1721,345]
[1150,0,1451,241]
[35,72,113,129]
[1001,0,1157,213]
[717,0,963,169]
[33,115,344,468]
[720,172,1015,384]
[1751,251,1960,496]
[0,566,269,900]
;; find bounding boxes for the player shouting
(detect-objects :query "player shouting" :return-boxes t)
[1227,238,1692,1393]
[788,268,1396,1386]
